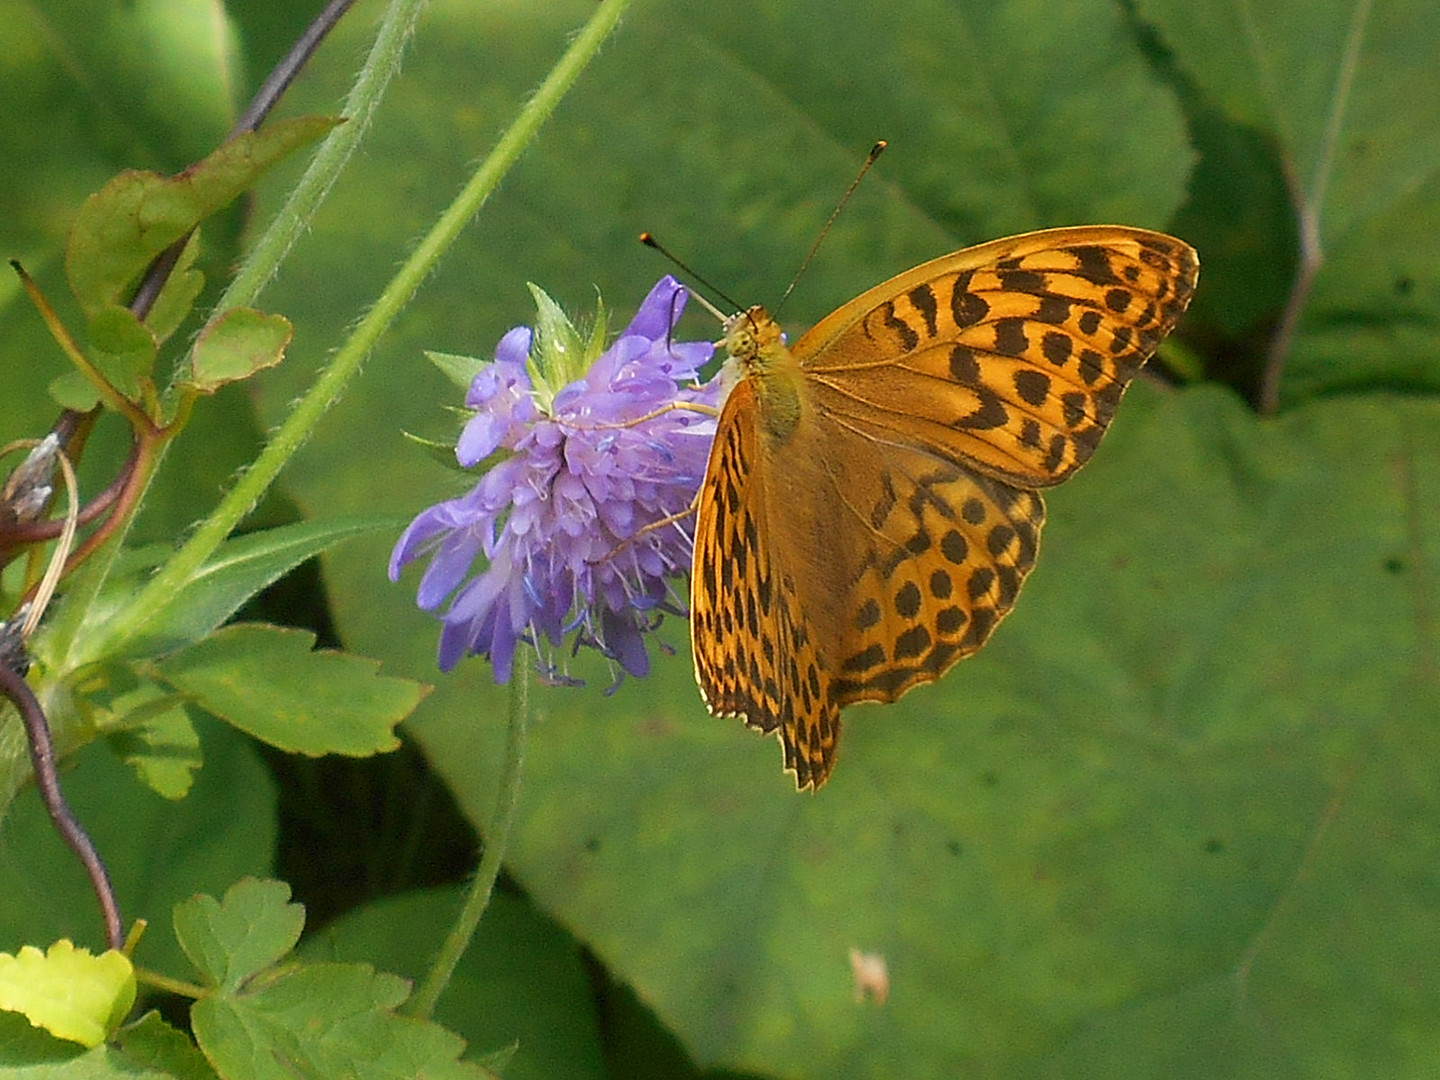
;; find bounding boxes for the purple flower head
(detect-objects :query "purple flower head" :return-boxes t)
[390,276,720,685]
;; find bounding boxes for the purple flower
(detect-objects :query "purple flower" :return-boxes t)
[390,276,719,685]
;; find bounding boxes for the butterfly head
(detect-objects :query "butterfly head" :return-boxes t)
[723,305,787,372]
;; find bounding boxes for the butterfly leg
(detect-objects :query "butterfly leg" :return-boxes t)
[602,499,699,565]
[580,400,719,431]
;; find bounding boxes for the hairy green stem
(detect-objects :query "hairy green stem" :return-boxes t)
[406,655,531,1019]
[82,0,634,666]
[214,0,424,318]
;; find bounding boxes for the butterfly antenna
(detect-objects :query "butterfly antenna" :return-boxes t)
[775,140,887,318]
[640,232,739,323]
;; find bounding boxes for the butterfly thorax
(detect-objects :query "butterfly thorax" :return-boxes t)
[724,305,802,442]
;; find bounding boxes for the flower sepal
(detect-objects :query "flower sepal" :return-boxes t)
[524,283,609,411]
[424,349,491,392]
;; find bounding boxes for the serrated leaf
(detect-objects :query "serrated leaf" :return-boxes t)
[184,309,291,393]
[173,879,304,993]
[66,116,339,315]
[99,683,203,800]
[192,961,495,1080]
[155,624,422,757]
[0,941,135,1048]
[112,1011,220,1080]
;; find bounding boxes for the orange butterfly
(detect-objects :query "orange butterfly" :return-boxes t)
[690,226,1198,789]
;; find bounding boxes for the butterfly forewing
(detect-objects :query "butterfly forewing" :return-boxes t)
[796,227,1199,486]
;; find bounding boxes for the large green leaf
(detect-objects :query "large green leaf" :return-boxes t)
[1139,0,1440,402]
[409,388,1440,1077]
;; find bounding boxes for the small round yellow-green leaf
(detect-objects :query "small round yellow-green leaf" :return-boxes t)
[0,940,136,1047]
[49,370,103,412]
[186,309,292,393]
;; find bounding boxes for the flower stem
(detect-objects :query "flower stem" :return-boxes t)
[209,0,425,323]
[406,653,530,1020]
[133,967,207,1000]
[81,0,635,666]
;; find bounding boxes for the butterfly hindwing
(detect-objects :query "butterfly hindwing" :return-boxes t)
[788,413,1047,711]
[691,379,839,789]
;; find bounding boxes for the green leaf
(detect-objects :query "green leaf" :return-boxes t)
[1138,0,1440,401]
[176,880,495,1080]
[0,1007,82,1066]
[0,1008,220,1077]
[141,230,207,349]
[184,308,292,393]
[0,941,135,1048]
[48,369,103,412]
[524,283,587,407]
[402,429,476,473]
[98,682,203,800]
[65,116,340,315]
[304,888,606,1080]
[111,1011,220,1080]
[173,879,304,993]
[109,517,403,661]
[155,624,422,757]
[192,961,496,1080]
[404,389,1440,1078]
[425,350,489,392]
[87,304,158,400]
